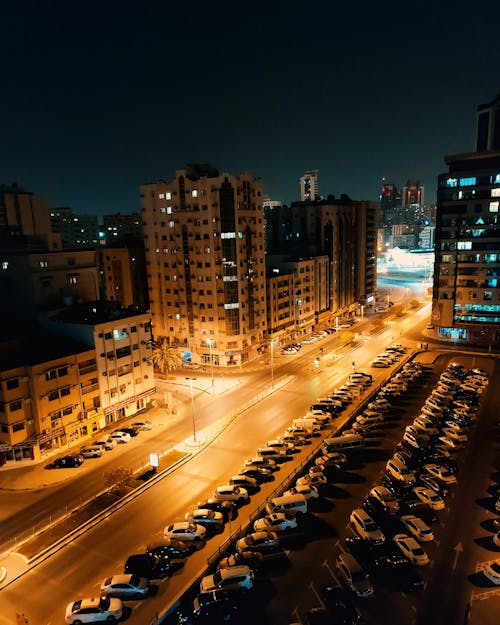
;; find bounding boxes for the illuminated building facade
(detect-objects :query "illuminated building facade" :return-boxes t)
[141,165,267,367]
[431,94,500,347]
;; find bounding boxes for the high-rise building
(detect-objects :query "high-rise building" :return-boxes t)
[50,207,99,247]
[431,94,500,348]
[299,170,320,202]
[101,212,143,244]
[141,164,267,367]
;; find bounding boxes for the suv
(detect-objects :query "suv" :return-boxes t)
[199,565,254,594]
[336,552,374,597]
[349,508,385,544]
[368,485,399,514]
[386,458,416,484]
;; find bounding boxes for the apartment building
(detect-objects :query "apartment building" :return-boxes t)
[141,164,267,367]
[432,94,500,347]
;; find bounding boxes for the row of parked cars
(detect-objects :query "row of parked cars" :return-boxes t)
[280,320,361,354]
[175,364,383,622]
[48,420,153,470]
[328,361,489,609]
[370,343,406,368]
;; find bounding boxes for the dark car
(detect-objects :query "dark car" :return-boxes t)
[323,584,364,624]
[45,454,84,469]
[124,553,175,579]
[398,499,438,524]
[239,467,274,483]
[418,474,450,497]
[218,550,265,570]
[119,427,139,437]
[191,589,239,622]
[146,538,194,560]
[197,499,238,521]
[372,555,424,591]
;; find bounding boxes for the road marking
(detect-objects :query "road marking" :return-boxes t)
[322,559,338,582]
[452,542,463,571]
[308,581,325,608]
[290,606,302,624]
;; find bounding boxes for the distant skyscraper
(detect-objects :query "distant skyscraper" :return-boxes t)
[141,164,267,367]
[299,170,320,202]
[50,207,99,247]
[263,198,282,254]
[402,180,424,209]
[431,94,500,348]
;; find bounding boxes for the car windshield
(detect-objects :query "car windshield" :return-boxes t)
[212,571,222,584]
[99,597,110,609]
[413,547,425,556]
[351,571,366,583]
[490,562,500,574]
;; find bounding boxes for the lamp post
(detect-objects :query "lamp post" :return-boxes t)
[270,339,275,389]
[185,377,197,443]
[206,338,215,395]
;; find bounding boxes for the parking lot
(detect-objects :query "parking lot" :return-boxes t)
[167,350,499,625]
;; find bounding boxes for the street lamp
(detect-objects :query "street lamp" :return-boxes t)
[185,377,197,443]
[206,338,215,395]
[270,339,275,389]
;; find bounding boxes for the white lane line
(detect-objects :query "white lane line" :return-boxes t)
[308,580,325,608]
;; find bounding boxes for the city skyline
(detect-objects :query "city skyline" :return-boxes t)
[1,1,499,214]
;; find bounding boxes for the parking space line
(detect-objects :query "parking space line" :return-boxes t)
[308,580,325,608]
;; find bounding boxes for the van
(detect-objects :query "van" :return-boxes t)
[321,434,365,454]
[265,493,308,517]
[336,552,374,597]
[293,417,322,433]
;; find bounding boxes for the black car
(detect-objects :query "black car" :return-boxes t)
[119,427,139,437]
[45,454,84,469]
[239,467,274,483]
[322,584,364,624]
[398,499,438,524]
[372,555,424,592]
[197,499,238,521]
[147,539,194,560]
[190,589,239,622]
[124,553,175,579]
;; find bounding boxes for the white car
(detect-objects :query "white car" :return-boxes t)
[131,420,153,431]
[164,521,207,542]
[437,435,463,451]
[284,484,320,500]
[393,533,430,566]
[369,486,399,514]
[109,431,131,444]
[94,437,116,450]
[65,597,123,623]
[296,473,327,488]
[254,512,297,533]
[349,508,385,544]
[213,485,249,504]
[266,439,295,454]
[423,463,457,484]
[200,565,254,593]
[315,452,347,469]
[482,559,500,585]
[355,413,384,427]
[413,487,445,510]
[401,515,434,542]
[386,458,416,485]
[79,446,103,459]
[441,428,468,443]
[100,574,151,598]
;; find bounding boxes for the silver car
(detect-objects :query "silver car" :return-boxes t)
[100,573,151,598]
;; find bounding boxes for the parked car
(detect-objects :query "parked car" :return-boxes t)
[349,508,385,544]
[423,463,457,484]
[392,534,429,566]
[100,573,151,599]
[335,552,374,597]
[371,554,424,592]
[124,553,174,578]
[197,498,238,521]
[218,551,265,570]
[65,597,123,624]
[46,454,84,469]
[80,445,103,459]
[146,538,193,560]
[400,514,434,541]
[254,512,297,533]
[368,485,399,514]
[412,487,445,510]
[236,531,280,554]
[229,474,259,493]
[239,465,273,482]
[119,426,139,437]
[321,584,364,624]
[296,472,328,488]
[213,485,249,504]
[94,437,116,451]
[109,431,131,444]
[164,521,207,542]
[315,452,348,470]
[185,509,224,533]
[244,455,278,470]
[482,559,500,585]
[200,565,254,594]
[131,419,153,430]
[284,484,320,501]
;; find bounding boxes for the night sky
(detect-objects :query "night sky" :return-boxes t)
[1,0,499,214]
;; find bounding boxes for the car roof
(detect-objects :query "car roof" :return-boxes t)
[107,574,134,584]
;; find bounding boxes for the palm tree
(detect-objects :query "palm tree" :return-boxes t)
[150,337,181,376]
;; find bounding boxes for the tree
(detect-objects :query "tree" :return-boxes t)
[103,467,134,495]
[150,337,181,375]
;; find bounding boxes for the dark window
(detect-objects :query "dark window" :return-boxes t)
[48,390,59,401]
[6,378,19,390]
[45,370,57,381]
[9,400,22,412]
[58,366,68,377]
[12,422,25,432]
[60,387,70,397]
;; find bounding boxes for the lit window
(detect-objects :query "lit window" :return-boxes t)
[39,260,48,268]
[158,193,165,199]
[175,313,181,320]
[192,190,198,197]
[2,261,8,270]
[484,291,493,300]
[167,206,172,214]
[460,177,476,186]
[446,178,458,187]
[166,192,172,200]
[160,207,166,213]
[169,220,175,228]
[224,303,240,309]
[491,188,500,197]
[221,232,236,239]
[457,241,472,250]
[489,201,499,213]
[495,174,500,184]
